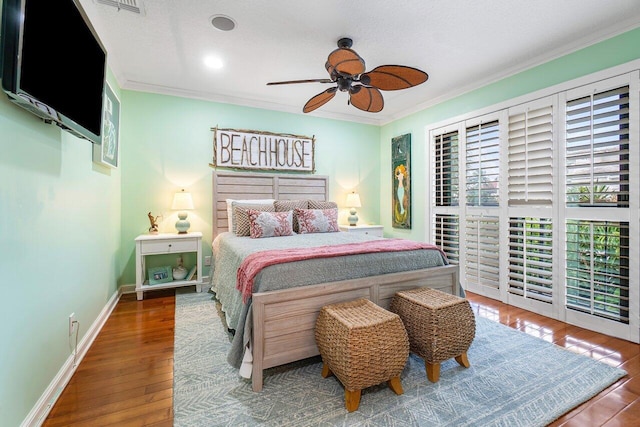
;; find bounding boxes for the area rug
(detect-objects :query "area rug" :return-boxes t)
[173,290,626,427]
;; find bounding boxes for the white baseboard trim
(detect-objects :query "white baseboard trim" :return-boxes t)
[22,288,124,427]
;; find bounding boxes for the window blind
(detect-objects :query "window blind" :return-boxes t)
[466,121,500,206]
[508,106,553,205]
[565,86,629,207]
[434,131,459,207]
[465,216,500,289]
[508,217,553,303]
[565,220,630,323]
[434,214,459,264]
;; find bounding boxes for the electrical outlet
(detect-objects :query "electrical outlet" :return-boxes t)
[68,313,76,336]
[204,256,212,266]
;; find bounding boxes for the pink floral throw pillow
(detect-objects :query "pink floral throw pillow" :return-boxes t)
[247,209,294,238]
[295,208,339,234]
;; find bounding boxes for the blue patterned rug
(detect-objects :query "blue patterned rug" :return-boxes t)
[173,290,626,427]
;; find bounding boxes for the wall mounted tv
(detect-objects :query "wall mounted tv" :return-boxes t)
[1,0,107,144]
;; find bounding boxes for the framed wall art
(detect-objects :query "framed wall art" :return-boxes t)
[93,82,120,168]
[392,133,411,229]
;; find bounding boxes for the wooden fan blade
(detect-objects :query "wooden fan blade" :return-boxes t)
[326,48,365,76]
[361,65,428,90]
[267,78,334,85]
[303,87,337,113]
[349,85,384,112]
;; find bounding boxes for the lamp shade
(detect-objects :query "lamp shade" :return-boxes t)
[172,190,194,211]
[345,192,361,208]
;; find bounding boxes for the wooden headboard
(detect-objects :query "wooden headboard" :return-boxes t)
[212,170,329,238]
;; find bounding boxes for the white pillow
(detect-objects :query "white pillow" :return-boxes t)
[225,198,275,231]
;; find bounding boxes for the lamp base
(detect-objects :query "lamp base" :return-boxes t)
[347,208,358,226]
[175,212,190,234]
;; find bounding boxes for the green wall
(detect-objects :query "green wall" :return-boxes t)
[0,73,122,426]
[380,27,640,240]
[118,93,381,285]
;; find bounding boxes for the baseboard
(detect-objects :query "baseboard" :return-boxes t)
[22,288,124,427]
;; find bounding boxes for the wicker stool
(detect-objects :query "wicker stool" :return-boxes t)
[314,298,409,412]
[390,287,476,383]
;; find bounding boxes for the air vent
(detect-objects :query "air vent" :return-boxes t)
[94,0,145,15]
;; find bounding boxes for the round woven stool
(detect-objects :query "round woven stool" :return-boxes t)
[314,298,409,412]
[390,287,476,383]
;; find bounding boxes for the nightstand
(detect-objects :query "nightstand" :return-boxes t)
[135,232,203,300]
[339,224,384,237]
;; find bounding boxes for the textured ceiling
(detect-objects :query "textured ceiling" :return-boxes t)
[79,0,640,125]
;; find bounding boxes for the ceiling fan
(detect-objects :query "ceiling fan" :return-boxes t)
[267,37,429,113]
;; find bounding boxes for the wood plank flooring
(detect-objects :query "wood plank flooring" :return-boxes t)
[43,289,639,426]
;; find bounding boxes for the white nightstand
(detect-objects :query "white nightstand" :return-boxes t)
[134,232,203,300]
[339,224,384,237]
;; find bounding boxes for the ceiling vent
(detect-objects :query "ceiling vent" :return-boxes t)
[94,0,145,15]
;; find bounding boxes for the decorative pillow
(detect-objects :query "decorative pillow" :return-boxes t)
[227,199,275,233]
[274,199,309,233]
[295,208,339,234]
[308,200,338,210]
[247,209,294,238]
[234,204,275,236]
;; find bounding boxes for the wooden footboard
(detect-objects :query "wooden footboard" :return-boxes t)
[250,264,459,391]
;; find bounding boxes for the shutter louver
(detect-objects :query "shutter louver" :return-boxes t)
[434,214,459,264]
[566,220,629,323]
[565,86,629,207]
[434,131,459,207]
[466,121,500,206]
[508,217,553,303]
[465,216,500,289]
[508,106,553,205]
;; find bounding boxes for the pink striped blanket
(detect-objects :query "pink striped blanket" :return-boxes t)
[236,239,445,302]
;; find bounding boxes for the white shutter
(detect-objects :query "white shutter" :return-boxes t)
[434,214,459,264]
[508,217,553,303]
[508,105,553,205]
[465,216,500,289]
[565,86,630,207]
[565,220,630,323]
[466,121,500,206]
[434,131,459,207]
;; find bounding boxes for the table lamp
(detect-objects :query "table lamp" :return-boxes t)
[172,189,194,234]
[346,192,362,226]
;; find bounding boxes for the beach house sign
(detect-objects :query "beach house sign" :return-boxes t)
[211,127,315,172]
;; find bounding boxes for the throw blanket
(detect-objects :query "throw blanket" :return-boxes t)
[236,239,446,302]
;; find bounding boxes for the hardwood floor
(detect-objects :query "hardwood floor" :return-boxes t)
[43,289,639,426]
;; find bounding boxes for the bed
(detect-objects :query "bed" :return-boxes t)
[210,170,460,392]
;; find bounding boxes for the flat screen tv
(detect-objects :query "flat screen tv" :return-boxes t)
[1,0,107,144]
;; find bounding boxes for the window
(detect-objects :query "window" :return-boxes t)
[508,105,553,206]
[465,216,500,289]
[434,131,459,207]
[434,214,459,264]
[508,217,553,303]
[565,86,629,207]
[466,121,500,206]
[565,220,629,323]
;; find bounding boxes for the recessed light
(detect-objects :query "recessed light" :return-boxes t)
[204,55,224,70]
[210,14,236,31]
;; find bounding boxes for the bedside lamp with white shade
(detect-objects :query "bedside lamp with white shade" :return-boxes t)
[172,189,194,234]
[346,192,362,226]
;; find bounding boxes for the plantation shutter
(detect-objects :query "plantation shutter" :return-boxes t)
[465,216,500,289]
[434,214,459,264]
[466,121,500,206]
[434,131,459,207]
[508,217,553,303]
[565,220,630,323]
[565,86,630,206]
[508,106,553,205]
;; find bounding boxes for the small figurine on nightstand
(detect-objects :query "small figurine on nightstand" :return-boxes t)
[148,212,159,234]
[173,255,188,280]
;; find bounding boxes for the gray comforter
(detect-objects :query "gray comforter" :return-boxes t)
[209,231,448,368]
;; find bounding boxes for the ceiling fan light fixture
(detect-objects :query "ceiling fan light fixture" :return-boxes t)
[211,14,236,31]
